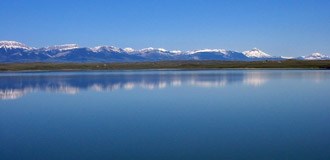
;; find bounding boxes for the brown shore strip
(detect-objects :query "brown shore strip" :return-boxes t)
[0,60,330,71]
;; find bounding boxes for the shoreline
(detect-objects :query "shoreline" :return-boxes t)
[0,68,329,74]
[0,60,329,72]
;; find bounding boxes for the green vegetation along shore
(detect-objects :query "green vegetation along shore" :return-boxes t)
[0,60,330,71]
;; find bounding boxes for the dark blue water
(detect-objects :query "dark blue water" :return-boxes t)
[1,70,330,160]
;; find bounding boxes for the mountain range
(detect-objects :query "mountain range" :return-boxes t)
[0,41,329,63]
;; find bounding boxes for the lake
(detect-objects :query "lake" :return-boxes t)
[0,70,329,159]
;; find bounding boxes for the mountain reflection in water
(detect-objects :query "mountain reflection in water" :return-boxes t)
[0,70,329,100]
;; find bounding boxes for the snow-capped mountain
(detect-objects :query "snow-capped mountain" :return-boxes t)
[243,48,272,58]
[138,47,182,55]
[185,49,249,61]
[43,44,79,51]
[91,46,122,53]
[0,41,30,50]
[0,40,328,63]
[187,49,228,55]
[123,48,135,53]
[297,53,330,60]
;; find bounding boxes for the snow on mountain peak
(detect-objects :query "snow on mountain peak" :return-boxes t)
[45,44,79,51]
[139,47,153,52]
[158,48,167,52]
[0,41,30,50]
[170,50,182,54]
[243,48,272,58]
[187,49,227,55]
[123,48,135,52]
[91,46,121,52]
[311,53,324,57]
[300,53,329,60]
[140,47,168,52]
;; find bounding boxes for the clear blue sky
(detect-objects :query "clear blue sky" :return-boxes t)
[1,0,329,56]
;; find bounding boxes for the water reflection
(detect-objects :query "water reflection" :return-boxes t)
[0,70,329,100]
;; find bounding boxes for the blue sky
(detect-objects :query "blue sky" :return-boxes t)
[1,0,329,56]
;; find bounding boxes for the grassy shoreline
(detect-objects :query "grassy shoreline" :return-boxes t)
[0,60,330,72]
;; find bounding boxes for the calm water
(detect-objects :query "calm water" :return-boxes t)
[0,70,330,160]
